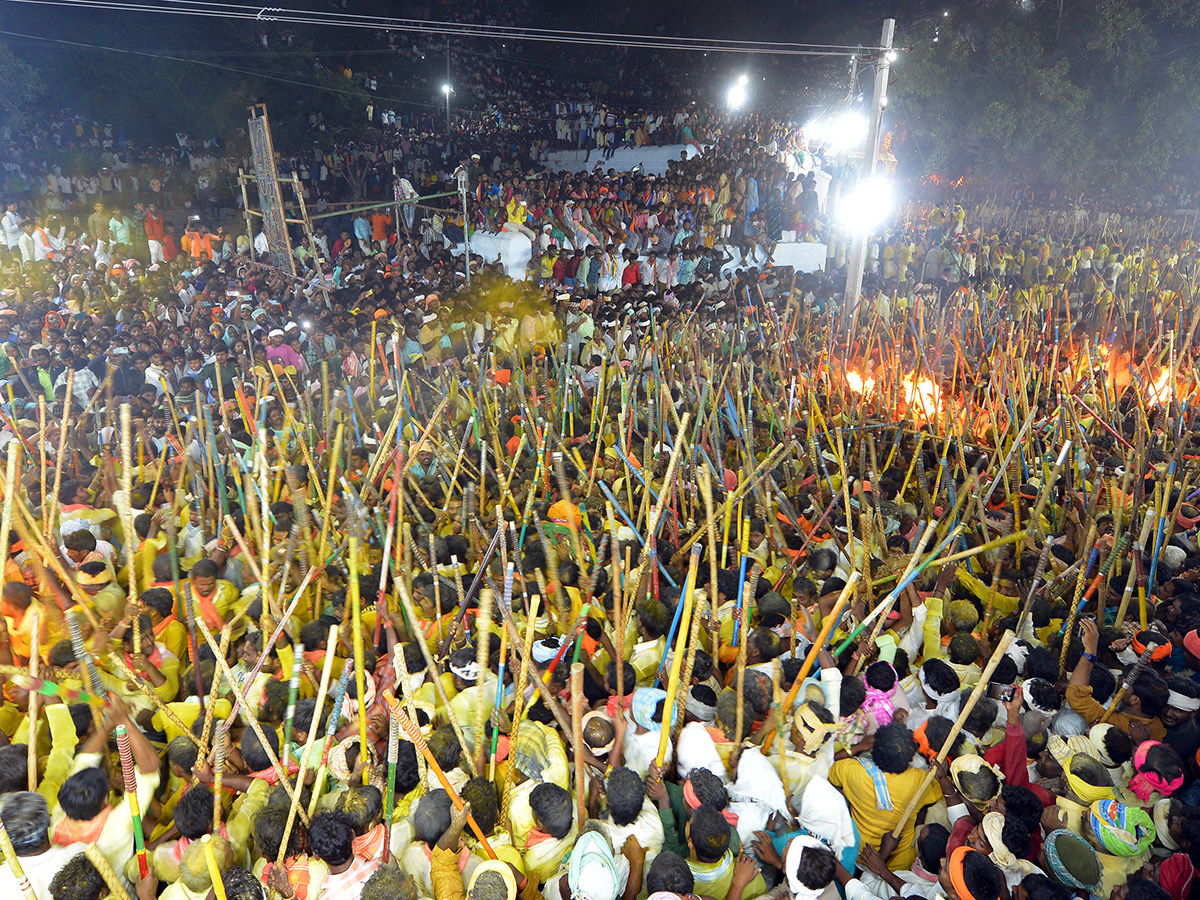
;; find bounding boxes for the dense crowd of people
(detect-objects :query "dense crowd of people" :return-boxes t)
[4,35,1200,900]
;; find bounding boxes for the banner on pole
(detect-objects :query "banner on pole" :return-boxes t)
[247,108,296,276]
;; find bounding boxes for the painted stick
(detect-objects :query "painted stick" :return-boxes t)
[66,609,107,702]
[1100,641,1159,724]
[203,834,227,900]
[0,820,36,900]
[279,625,337,873]
[390,699,497,858]
[195,620,307,821]
[779,572,862,713]
[211,728,227,832]
[282,643,305,766]
[657,543,702,766]
[383,711,400,864]
[115,724,150,878]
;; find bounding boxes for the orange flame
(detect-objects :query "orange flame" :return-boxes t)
[1148,369,1174,406]
[845,369,877,396]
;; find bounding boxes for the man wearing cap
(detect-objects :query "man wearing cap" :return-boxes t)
[266,328,304,373]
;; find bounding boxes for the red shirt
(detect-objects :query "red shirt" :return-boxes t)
[145,212,164,242]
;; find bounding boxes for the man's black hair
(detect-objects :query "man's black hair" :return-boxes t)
[873,722,917,774]
[688,805,731,864]
[606,767,646,827]
[529,783,573,839]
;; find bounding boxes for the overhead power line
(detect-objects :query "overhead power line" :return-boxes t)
[0,0,888,56]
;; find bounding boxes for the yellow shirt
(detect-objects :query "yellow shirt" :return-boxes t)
[828,758,943,870]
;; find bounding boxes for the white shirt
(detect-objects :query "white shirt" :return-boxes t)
[0,842,89,900]
[1,210,20,249]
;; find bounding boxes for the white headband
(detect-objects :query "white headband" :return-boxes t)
[919,666,959,702]
[1023,679,1060,717]
[1167,690,1200,713]
[785,835,831,900]
[450,659,480,682]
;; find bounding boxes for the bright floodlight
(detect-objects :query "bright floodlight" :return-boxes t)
[738,73,749,85]
[830,111,868,150]
[839,175,894,233]
[886,49,897,62]
[727,81,748,109]
[442,84,453,95]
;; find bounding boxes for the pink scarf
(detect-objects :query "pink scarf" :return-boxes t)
[862,663,899,728]
[1129,740,1184,800]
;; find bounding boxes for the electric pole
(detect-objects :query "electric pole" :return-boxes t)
[841,18,895,336]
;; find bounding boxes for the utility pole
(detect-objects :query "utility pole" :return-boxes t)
[456,165,471,287]
[841,18,895,337]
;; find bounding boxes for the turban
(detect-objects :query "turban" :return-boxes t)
[1064,754,1113,804]
[946,847,985,900]
[913,721,938,764]
[1184,629,1200,659]
[470,860,518,900]
[1004,640,1031,670]
[76,567,113,586]
[1133,631,1172,662]
[1048,734,1094,767]
[918,665,960,719]
[862,662,898,728]
[1023,678,1060,717]
[1043,829,1101,891]
[981,812,1041,877]
[1155,799,1182,851]
[1087,724,1120,767]
[784,835,831,900]
[1161,853,1196,900]
[1130,740,1184,800]
[1167,689,1200,714]
[581,710,616,756]
[792,702,837,755]
[1088,799,1155,857]
[449,658,480,683]
[532,637,561,664]
[631,688,667,733]
[683,778,737,826]
[950,756,1003,808]
[567,831,619,900]
[684,686,717,722]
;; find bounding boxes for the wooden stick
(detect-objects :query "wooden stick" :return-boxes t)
[390,699,497,858]
[779,572,862,713]
[195,619,308,822]
[570,661,586,825]
[85,845,133,900]
[889,630,1015,838]
[277,626,337,881]
[659,544,702,766]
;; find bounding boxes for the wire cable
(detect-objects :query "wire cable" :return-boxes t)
[0,0,886,55]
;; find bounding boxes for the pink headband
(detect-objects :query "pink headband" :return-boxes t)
[1186,630,1200,659]
[1129,740,1184,800]
[682,778,739,827]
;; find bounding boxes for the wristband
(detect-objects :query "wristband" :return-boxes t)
[1081,651,1097,664]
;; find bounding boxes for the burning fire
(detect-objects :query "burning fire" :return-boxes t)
[845,369,877,395]
[901,375,942,422]
[1148,369,1174,406]
[843,368,944,426]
